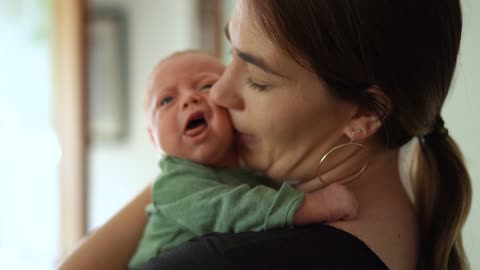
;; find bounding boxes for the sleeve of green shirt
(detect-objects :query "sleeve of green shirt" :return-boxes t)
[153,157,305,235]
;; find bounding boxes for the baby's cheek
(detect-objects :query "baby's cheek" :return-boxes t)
[217,109,234,133]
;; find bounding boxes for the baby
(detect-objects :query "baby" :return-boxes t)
[129,50,358,269]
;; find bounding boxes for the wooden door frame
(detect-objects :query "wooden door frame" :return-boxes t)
[198,0,223,58]
[53,0,88,257]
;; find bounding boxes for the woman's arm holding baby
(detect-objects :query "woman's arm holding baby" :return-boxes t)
[57,185,152,270]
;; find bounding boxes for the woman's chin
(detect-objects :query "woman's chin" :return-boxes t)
[238,151,270,174]
[237,148,255,165]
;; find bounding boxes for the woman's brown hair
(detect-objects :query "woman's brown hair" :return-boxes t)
[246,0,472,269]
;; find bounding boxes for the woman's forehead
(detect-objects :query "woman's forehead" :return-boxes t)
[228,4,310,81]
[229,1,272,49]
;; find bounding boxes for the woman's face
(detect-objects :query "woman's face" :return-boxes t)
[210,0,356,181]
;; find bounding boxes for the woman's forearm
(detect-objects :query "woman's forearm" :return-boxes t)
[58,185,152,270]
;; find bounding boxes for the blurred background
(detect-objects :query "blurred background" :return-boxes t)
[0,0,478,269]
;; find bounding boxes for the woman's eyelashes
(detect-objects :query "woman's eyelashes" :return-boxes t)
[246,77,268,92]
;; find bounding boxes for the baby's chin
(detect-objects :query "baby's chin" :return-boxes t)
[238,157,248,169]
[186,149,239,168]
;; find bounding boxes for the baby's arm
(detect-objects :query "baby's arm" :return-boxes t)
[155,157,357,235]
[156,176,356,234]
[293,183,358,225]
[154,174,303,234]
[152,158,307,233]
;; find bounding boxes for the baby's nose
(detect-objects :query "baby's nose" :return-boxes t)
[182,94,201,109]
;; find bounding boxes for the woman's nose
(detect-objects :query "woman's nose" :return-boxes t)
[210,64,244,110]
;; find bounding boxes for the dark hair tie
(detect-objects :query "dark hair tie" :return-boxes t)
[419,116,449,144]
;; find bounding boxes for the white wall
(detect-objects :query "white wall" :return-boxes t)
[446,0,480,268]
[87,0,199,229]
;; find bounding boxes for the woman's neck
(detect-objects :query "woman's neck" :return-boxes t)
[293,140,400,193]
[348,146,400,191]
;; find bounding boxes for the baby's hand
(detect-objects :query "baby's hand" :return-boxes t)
[293,183,358,225]
[319,183,358,221]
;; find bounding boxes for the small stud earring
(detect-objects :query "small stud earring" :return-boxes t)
[351,128,363,140]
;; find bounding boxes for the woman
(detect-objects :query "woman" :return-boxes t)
[58,0,472,269]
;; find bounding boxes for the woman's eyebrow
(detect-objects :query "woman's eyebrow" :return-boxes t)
[237,51,277,75]
[224,21,287,79]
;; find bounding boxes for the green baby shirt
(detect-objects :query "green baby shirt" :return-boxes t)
[129,156,304,269]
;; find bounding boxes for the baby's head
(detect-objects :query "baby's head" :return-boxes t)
[146,50,237,167]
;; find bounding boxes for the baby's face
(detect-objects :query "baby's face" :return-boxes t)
[147,53,235,166]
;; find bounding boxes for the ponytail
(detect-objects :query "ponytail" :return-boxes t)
[414,120,472,270]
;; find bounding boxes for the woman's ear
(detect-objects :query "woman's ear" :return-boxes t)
[343,87,392,141]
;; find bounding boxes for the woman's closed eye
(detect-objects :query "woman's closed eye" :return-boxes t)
[246,78,268,92]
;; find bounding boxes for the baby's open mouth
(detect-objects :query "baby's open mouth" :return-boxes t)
[184,112,208,137]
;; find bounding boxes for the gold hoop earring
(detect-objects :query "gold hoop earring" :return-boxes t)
[315,130,369,187]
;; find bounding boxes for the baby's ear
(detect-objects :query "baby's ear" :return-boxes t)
[147,126,156,145]
[342,87,392,141]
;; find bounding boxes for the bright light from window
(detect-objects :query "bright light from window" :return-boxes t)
[0,243,53,270]
[0,0,57,269]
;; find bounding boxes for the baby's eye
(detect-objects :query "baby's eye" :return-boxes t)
[160,96,173,105]
[200,84,213,91]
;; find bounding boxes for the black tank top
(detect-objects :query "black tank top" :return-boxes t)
[136,224,389,270]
